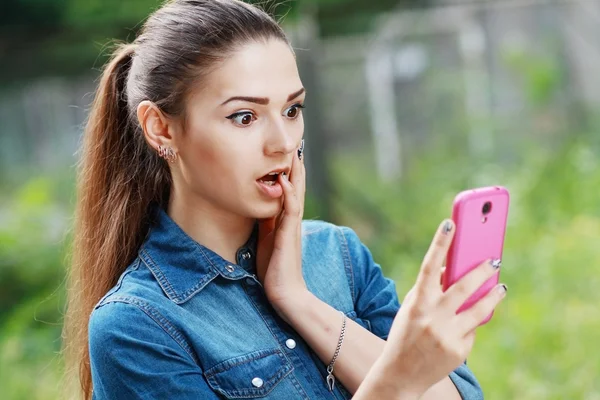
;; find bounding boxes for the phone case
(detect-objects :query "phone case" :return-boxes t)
[442,186,510,325]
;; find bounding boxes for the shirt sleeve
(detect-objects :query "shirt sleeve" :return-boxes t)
[449,362,484,400]
[339,226,484,400]
[89,301,220,400]
[339,226,400,340]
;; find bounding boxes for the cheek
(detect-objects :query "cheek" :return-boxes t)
[189,138,219,172]
[295,116,305,137]
[178,132,221,185]
[183,134,248,189]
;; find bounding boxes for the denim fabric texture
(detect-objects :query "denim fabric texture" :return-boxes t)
[89,206,484,399]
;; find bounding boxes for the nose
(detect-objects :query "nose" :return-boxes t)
[263,119,297,156]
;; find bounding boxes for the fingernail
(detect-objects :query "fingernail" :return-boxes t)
[281,172,288,181]
[442,220,453,235]
[297,139,305,161]
[497,284,508,295]
[490,259,502,269]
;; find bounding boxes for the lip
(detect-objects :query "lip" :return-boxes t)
[256,166,291,181]
[256,179,283,199]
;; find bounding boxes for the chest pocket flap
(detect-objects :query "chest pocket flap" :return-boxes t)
[204,348,293,398]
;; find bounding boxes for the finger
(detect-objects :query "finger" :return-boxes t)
[299,142,306,217]
[416,219,455,290]
[458,283,507,334]
[443,259,501,312]
[274,172,300,245]
[403,286,416,304]
[440,266,446,287]
[274,197,285,230]
[280,172,299,216]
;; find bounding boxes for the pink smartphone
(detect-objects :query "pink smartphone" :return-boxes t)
[442,186,510,325]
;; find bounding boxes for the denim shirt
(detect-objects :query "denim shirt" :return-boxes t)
[89,207,483,399]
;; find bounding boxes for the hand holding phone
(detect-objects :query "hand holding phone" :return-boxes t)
[442,186,510,325]
[354,212,509,400]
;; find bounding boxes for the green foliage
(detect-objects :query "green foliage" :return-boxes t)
[0,174,72,399]
[0,176,71,320]
[1,291,65,399]
[503,48,563,109]
[0,0,431,83]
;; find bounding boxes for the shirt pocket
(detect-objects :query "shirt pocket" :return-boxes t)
[204,348,294,399]
[345,310,372,332]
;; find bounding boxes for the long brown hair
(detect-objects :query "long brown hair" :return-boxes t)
[62,1,289,398]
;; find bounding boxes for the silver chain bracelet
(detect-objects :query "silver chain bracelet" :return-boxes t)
[326,310,347,392]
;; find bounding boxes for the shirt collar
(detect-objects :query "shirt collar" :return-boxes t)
[139,205,258,304]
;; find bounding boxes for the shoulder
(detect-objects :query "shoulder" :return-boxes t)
[88,299,150,360]
[301,220,368,267]
[300,220,372,301]
[301,219,362,248]
[89,297,161,344]
[93,256,174,313]
[89,259,186,350]
[89,296,197,362]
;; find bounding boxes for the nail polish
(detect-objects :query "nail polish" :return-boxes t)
[491,259,502,269]
[297,139,305,161]
[442,221,453,235]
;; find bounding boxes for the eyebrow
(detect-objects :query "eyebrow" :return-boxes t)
[220,88,305,106]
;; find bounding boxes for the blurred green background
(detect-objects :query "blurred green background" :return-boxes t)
[2,0,600,399]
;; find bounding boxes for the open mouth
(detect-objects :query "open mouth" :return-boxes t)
[257,172,280,186]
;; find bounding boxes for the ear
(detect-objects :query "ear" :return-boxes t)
[137,101,179,152]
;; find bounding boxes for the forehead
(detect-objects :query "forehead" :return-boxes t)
[202,39,302,102]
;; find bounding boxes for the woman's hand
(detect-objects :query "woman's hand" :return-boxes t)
[255,142,307,320]
[371,219,507,398]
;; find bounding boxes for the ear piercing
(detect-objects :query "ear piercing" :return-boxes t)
[158,145,177,163]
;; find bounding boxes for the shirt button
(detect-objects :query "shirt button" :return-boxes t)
[226,265,235,273]
[285,339,297,349]
[252,377,264,388]
[245,277,256,286]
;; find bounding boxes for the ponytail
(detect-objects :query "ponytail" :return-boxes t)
[62,1,294,397]
[62,43,170,400]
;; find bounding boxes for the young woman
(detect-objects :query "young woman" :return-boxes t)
[63,1,507,399]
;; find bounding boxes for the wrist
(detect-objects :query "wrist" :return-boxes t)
[268,287,313,324]
[361,355,425,400]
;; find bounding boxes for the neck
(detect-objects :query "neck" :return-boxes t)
[167,193,255,264]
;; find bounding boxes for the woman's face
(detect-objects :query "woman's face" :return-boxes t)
[175,39,305,219]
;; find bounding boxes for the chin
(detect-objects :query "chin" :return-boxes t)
[249,199,283,220]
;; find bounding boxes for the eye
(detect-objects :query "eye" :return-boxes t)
[284,103,305,119]
[226,111,257,127]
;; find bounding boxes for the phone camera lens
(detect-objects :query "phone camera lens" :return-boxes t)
[482,201,492,215]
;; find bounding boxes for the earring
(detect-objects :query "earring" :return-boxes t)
[158,145,177,163]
